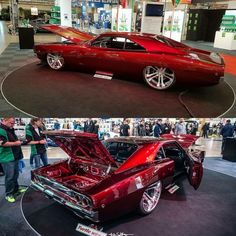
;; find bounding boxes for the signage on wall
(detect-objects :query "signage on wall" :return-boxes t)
[112,8,132,32]
[31,7,38,16]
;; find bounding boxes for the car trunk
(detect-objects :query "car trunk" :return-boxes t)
[32,131,118,193]
[33,159,117,193]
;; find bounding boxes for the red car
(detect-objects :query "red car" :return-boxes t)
[31,131,204,222]
[34,25,224,90]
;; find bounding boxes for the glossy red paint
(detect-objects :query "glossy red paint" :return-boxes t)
[31,131,204,222]
[34,25,224,90]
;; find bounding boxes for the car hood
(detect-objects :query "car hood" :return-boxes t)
[41,25,94,43]
[43,131,117,167]
[161,134,199,149]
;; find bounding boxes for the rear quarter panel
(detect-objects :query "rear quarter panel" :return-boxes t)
[88,159,174,222]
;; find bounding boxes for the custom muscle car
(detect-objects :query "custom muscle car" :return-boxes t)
[34,25,224,90]
[31,131,204,222]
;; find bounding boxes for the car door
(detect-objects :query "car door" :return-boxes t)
[84,36,147,77]
[162,141,203,190]
[186,151,204,190]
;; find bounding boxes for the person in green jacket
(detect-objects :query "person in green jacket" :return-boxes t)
[0,118,27,203]
[25,118,48,169]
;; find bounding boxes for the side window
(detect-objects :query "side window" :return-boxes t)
[110,37,126,49]
[124,39,145,51]
[162,142,184,159]
[90,36,145,51]
[116,142,138,163]
[155,147,166,160]
[103,142,118,157]
[90,36,112,48]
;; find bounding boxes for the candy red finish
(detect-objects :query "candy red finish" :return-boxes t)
[31,131,204,222]
[34,25,224,87]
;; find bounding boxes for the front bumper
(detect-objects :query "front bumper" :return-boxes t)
[31,180,99,222]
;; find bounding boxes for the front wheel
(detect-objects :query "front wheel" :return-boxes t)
[143,66,175,90]
[46,53,65,70]
[138,180,162,215]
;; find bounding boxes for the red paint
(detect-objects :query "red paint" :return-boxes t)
[34,25,225,88]
[31,131,204,222]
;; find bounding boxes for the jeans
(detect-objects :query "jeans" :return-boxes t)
[1,160,19,196]
[33,152,48,168]
[29,154,34,166]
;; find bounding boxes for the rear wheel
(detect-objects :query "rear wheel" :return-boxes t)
[46,53,65,70]
[138,180,162,215]
[143,66,175,90]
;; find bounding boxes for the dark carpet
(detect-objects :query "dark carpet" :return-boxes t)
[20,169,236,236]
[180,81,234,117]
[1,62,234,117]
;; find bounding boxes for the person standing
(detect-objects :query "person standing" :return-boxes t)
[138,120,146,136]
[120,119,130,137]
[53,120,60,130]
[0,118,26,203]
[153,119,163,137]
[25,118,48,169]
[202,123,209,138]
[220,119,234,154]
[175,118,186,135]
[162,119,172,134]
[93,120,99,135]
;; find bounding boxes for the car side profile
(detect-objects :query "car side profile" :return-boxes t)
[31,131,204,222]
[34,25,224,90]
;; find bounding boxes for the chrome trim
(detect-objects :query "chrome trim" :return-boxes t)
[31,178,99,222]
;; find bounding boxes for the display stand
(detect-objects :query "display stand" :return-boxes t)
[214,31,236,50]
[223,138,236,162]
[18,27,34,49]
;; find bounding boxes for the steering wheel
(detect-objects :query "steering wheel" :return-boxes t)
[100,41,107,48]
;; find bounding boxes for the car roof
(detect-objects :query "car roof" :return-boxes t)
[97,32,183,54]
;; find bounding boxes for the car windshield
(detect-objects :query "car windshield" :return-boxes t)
[102,141,138,163]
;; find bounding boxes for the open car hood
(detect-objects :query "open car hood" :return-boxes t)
[43,131,117,167]
[161,134,199,149]
[41,25,94,43]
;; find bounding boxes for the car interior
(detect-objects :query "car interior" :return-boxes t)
[156,142,187,174]
[103,141,138,163]
[91,36,145,51]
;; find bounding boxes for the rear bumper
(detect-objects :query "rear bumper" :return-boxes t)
[31,181,99,222]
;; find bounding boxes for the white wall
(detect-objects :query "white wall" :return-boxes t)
[58,0,72,27]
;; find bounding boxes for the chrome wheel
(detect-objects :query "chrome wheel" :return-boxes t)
[47,53,65,70]
[139,181,162,214]
[144,66,175,90]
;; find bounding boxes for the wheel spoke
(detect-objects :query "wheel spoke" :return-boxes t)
[47,54,64,70]
[164,73,174,80]
[147,73,159,81]
[141,181,161,213]
[145,66,175,90]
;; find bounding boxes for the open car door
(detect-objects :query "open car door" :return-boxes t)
[186,151,204,190]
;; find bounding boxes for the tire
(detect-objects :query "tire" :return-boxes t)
[46,53,65,70]
[143,66,175,90]
[138,180,162,215]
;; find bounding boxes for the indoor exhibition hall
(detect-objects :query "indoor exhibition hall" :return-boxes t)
[0,0,236,236]
[0,118,236,236]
